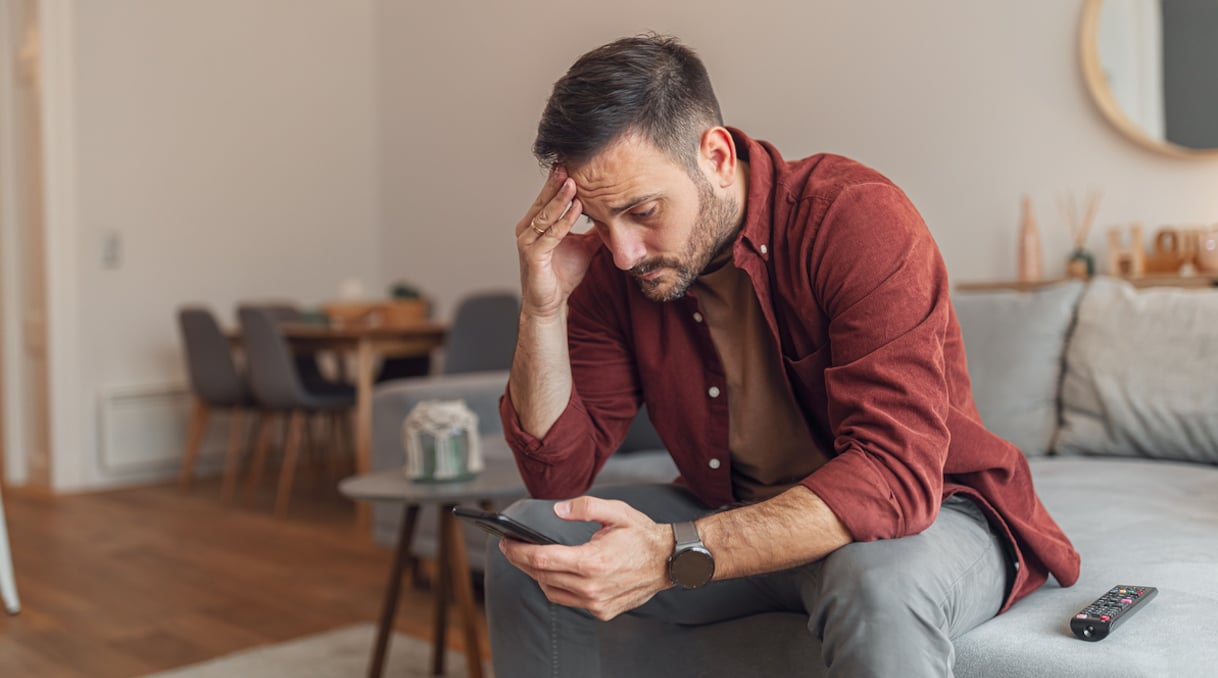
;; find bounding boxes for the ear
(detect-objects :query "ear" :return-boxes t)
[699,127,738,190]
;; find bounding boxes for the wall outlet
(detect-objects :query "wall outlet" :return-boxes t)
[101,230,122,269]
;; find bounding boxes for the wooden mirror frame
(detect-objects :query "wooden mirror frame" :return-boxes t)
[1080,0,1218,159]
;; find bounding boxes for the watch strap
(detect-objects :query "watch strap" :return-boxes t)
[672,521,702,547]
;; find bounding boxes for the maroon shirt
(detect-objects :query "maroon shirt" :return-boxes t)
[500,128,1079,611]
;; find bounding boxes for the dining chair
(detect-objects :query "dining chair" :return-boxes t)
[442,291,521,375]
[238,306,356,518]
[253,303,356,484]
[263,304,359,395]
[0,484,20,615]
[177,307,260,500]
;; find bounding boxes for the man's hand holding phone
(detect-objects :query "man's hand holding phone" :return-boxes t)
[495,496,673,623]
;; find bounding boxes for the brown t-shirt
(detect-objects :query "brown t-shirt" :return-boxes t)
[693,254,828,502]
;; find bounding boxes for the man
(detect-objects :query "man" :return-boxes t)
[489,34,1079,677]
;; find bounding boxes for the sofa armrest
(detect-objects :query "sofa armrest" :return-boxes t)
[371,370,510,474]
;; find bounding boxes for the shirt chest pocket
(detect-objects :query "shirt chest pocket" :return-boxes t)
[782,346,833,445]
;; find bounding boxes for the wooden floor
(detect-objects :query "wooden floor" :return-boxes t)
[0,473,488,677]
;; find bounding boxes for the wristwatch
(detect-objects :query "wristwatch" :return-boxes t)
[667,521,715,589]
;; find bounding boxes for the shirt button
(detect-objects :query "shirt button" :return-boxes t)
[760,244,769,255]
[693,312,704,323]
[708,386,721,398]
[708,458,721,470]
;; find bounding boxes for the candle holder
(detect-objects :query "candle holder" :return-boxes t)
[402,400,483,483]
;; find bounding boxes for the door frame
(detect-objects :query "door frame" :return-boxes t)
[0,0,79,490]
[0,0,29,485]
[36,0,80,491]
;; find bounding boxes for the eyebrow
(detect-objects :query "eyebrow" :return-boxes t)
[607,193,662,216]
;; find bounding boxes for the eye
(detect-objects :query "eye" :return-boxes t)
[631,206,657,220]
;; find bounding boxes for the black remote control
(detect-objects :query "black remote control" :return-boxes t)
[1071,585,1157,641]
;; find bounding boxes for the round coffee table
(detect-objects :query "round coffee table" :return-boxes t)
[340,443,526,678]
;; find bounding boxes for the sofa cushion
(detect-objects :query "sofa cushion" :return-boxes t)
[1055,277,1218,463]
[599,457,1218,677]
[952,457,1218,677]
[953,280,1084,457]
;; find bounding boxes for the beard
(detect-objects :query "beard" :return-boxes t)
[630,174,740,303]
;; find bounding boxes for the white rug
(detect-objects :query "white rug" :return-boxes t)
[142,624,480,677]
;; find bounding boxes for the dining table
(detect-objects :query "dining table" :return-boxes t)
[277,321,447,480]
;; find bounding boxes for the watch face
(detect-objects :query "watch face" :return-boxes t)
[670,547,715,588]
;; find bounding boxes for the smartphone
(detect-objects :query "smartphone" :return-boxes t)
[452,506,560,545]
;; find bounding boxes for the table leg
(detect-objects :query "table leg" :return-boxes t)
[219,408,247,503]
[431,508,451,676]
[246,413,277,498]
[444,506,486,678]
[354,338,375,526]
[367,503,419,678]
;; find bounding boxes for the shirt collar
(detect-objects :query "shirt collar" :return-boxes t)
[726,127,782,263]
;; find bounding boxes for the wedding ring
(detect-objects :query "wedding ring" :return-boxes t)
[531,219,548,235]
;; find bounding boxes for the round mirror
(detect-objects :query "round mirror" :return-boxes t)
[1081,0,1218,158]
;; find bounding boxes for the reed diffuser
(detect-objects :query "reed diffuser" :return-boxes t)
[1060,190,1102,279]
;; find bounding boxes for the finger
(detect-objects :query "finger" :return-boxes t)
[539,197,583,242]
[536,569,591,594]
[498,537,540,569]
[555,496,638,527]
[538,582,623,622]
[531,178,577,235]
[500,539,584,576]
[537,581,590,610]
[516,166,569,237]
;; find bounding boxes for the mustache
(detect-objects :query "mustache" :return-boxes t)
[630,258,682,277]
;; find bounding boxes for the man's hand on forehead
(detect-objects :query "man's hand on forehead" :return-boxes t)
[513,162,603,322]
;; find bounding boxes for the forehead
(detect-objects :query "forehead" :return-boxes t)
[569,135,690,215]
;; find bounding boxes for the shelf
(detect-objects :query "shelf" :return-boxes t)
[955,274,1218,292]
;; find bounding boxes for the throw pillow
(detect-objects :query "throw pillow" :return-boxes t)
[953,280,1084,457]
[1055,277,1218,464]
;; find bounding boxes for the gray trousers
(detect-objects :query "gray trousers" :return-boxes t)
[485,484,1010,678]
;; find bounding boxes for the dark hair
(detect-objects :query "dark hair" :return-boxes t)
[533,34,723,174]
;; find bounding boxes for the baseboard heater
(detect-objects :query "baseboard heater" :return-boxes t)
[97,383,193,474]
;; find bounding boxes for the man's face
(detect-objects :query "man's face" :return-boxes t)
[569,133,741,302]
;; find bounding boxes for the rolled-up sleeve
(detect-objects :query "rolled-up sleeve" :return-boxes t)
[798,183,952,541]
[499,255,643,499]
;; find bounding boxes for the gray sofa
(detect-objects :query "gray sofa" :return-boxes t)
[370,276,1218,677]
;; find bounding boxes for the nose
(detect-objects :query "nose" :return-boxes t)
[602,225,646,271]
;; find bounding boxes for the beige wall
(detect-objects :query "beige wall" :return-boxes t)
[377,0,1218,317]
[31,0,1218,491]
[52,0,381,490]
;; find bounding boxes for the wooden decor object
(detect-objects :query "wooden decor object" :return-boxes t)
[380,299,429,328]
[1144,228,1197,275]
[1018,195,1043,282]
[322,299,429,328]
[1108,224,1146,277]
